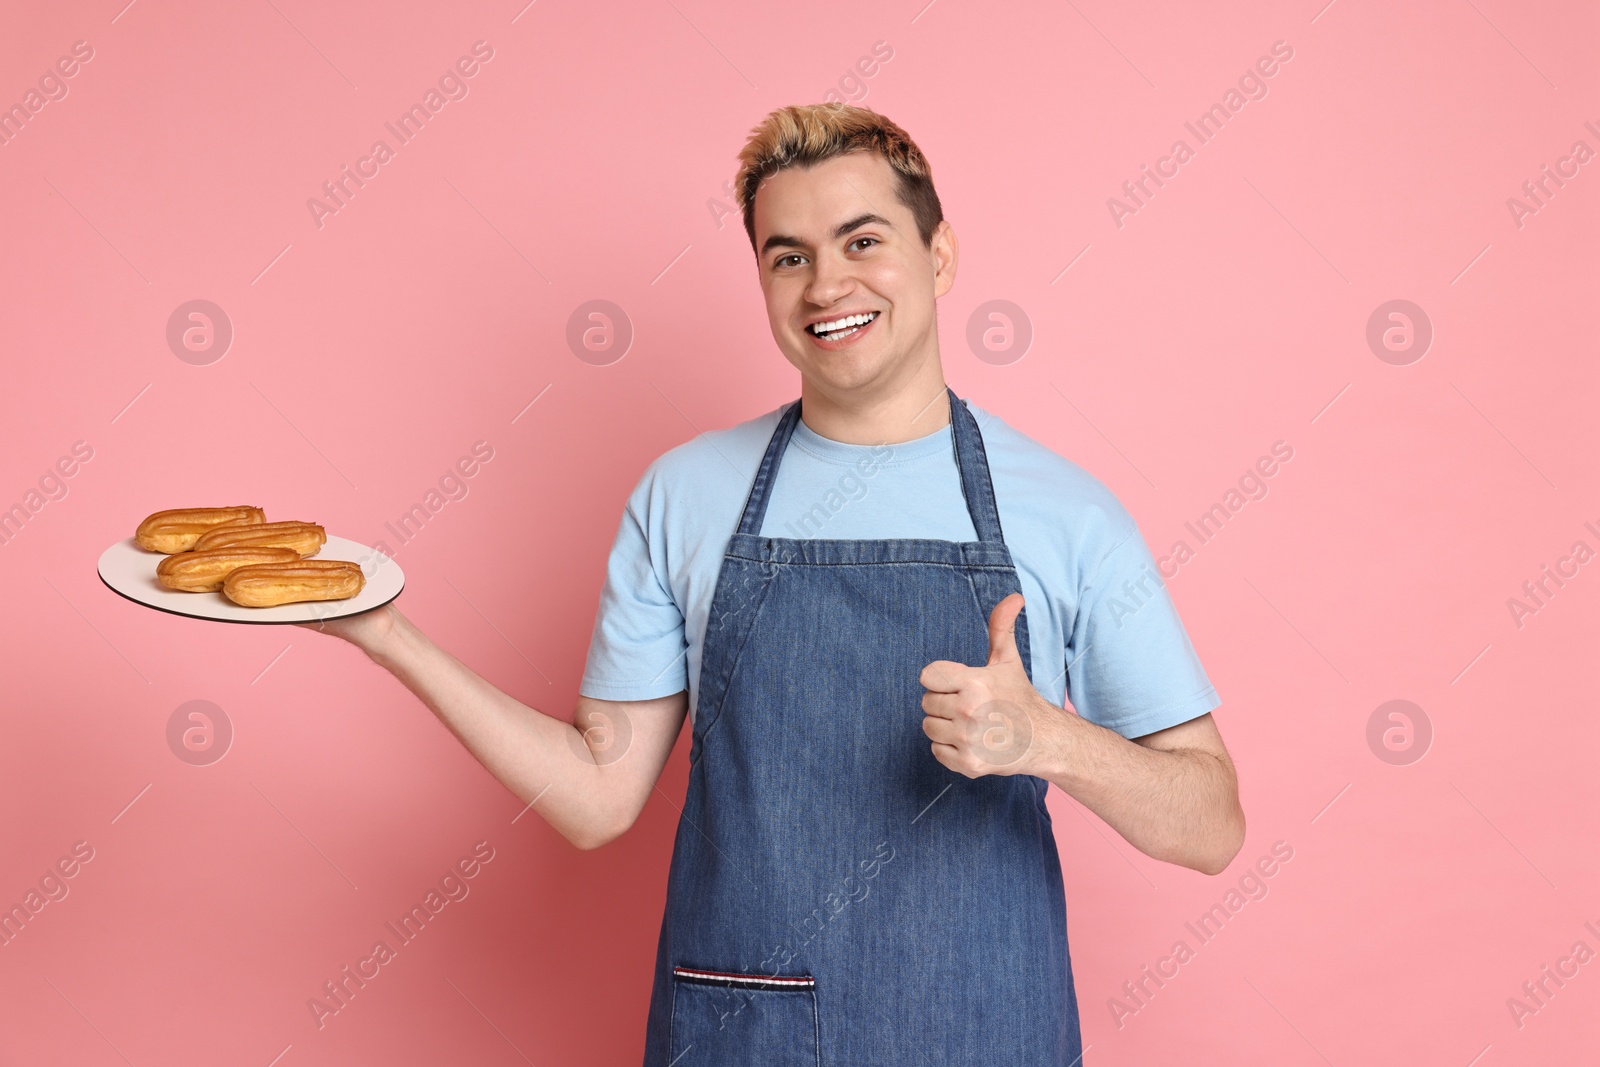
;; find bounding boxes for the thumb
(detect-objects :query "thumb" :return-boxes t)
[986,592,1024,667]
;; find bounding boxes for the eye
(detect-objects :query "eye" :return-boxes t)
[774,254,804,269]
[849,237,879,252]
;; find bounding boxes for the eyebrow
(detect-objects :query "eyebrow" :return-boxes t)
[760,213,893,257]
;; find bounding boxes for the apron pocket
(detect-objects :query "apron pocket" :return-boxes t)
[668,965,818,1066]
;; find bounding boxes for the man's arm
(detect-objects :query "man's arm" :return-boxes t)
[1030,712,1244,875]
[300,604,688,851]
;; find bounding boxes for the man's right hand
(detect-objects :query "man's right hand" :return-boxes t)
[294,601,399,657]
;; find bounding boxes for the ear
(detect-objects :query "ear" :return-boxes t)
[931,219,958,298]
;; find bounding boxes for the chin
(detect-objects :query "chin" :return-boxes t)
[816,366,899,400]
[783,338,902,395]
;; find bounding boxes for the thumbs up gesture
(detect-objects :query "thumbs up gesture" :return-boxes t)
[918,593,1067,779]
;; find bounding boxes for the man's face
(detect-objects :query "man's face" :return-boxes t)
[752,151,955,399]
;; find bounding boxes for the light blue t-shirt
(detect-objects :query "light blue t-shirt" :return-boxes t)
[580,398,1220,739]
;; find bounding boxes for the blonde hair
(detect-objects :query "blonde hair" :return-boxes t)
[734,102,944,255]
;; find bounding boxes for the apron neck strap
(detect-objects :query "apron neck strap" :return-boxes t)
[734,386,1009,544]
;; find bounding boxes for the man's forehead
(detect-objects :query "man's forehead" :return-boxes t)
[754,155,905,248]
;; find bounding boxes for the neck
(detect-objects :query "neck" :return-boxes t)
[797,361,952,445]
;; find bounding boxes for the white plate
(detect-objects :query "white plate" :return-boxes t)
[97,534,405,625]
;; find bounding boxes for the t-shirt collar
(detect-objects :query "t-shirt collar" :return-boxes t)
[791,409,956,465]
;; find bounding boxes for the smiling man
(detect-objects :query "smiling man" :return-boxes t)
[303,102,1242,1065]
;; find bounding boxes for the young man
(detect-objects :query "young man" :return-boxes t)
[305,103,1243,1065]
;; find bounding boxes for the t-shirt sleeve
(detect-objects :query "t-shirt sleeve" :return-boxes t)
[1064,529,1221,738]
[578,484,690,702]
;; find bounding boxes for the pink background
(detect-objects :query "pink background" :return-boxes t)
[1,1,1596,1063]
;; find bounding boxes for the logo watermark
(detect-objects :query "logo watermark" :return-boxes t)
[166,300,233,365]
[167,700,233,766]
[0,440,94,549]
[964,699,1034,769]
[775,442,894,537]
[566,299,633,366]
[821,40,894,105]
[1365,299,1431,366]
[0,39,95,149]
[564,702,635,766]
[1506,522,1597,630]
[369,439,496,565]
[1156,440,1294,579]
[1365,699,1431,766]
[965,299,1032,366]
[307,42,495,229]
[0,841,96,950]
[1505,920,1599,1030]
[306,840,497,1029]
[1107,40,1295,229]
[760,841,897,980]
[704,41,896,233]
[1505,123,1599,230]
[1108,840,1294,1028]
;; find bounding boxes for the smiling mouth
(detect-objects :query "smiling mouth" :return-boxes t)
[807,311,880,343]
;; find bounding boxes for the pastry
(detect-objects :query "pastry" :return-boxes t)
[222,560,365,607]
[155,546,301,592]
[193,520,326,557]
[135,507,266,553]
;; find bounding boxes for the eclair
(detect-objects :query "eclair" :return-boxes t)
[155,546,301,592]
[193,520,326,557]
[222,560,366,608]
[135,507,266,553]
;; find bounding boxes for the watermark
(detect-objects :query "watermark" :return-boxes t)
[564,701,634,766]
[565,299,633,366]
[1506,522,1597,630]
[667,842,897,1040]
[167,700,233,767]
[776,442,894,537]
[821,40,894,104]
[1108,839,1294,1028]
[706,177,741,231]
[166,299,233,365]
[0,440,94,549]
[761,840,896,976]
[369,439,495,565]
[307,41,495,229]
[1365,699,1431,766]
[1504,920,1599,1030]
[1506,124,1599,230]
[1093,551,1171,633]
[1156,440,1294,579]
[0,40,95,149]
[306,840,497,1029]
[966,299,1032,366]
[311,438,497,611]
[964,698,1033,769]
[1365,299,1432,366]
[702,41,896,233]
[1107,40,1295,229]
[0,841,96,949]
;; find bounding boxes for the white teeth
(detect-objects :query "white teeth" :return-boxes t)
[810,311,877,336]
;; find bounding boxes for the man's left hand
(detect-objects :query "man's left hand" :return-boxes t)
[918,593,1075,778]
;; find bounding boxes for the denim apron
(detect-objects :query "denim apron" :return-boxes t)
[643,388,1082,1065]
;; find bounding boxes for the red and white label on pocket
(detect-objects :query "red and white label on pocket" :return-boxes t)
[672,965,816,991]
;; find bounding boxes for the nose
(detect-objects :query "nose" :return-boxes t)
[803,248,856,309]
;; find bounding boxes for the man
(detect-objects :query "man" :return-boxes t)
[305,102,1244,1065]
